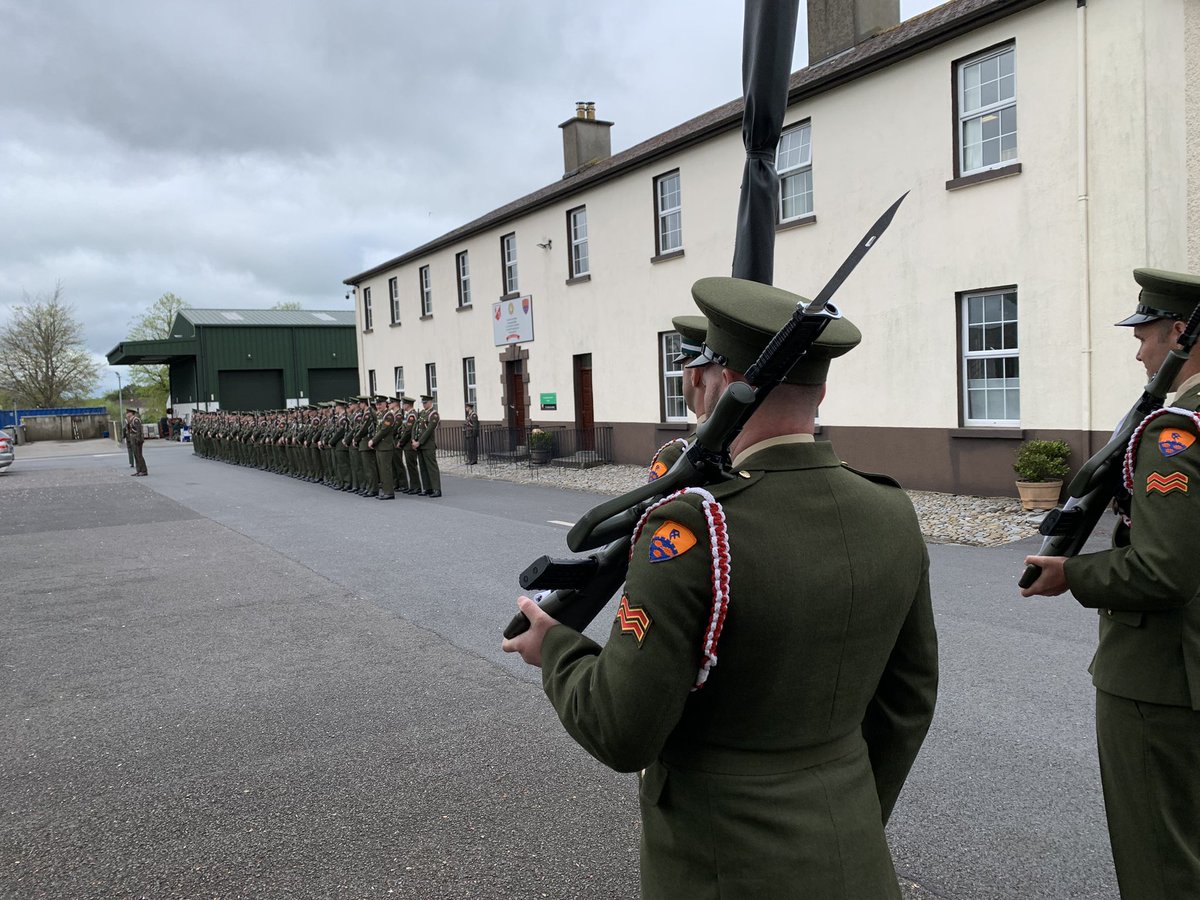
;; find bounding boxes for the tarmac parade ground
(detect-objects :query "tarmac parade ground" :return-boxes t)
[1,439,1120,898]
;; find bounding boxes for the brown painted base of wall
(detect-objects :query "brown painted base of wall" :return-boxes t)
[603,422,1114,499]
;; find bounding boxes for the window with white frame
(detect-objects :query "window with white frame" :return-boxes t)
[660,332,686,422]
[419,265,432,317]
[394,366,404,395]
[962,289,1019,425]
[655,171,682,254]
[456,250,471,307]
[425,362,437,402]
[389,276,400,324]
[568,206,589,278]
[957,45,1017,175]
[777,122,813,221]
[501,233,518,295]
[363,286,373,331]
[368,369,377,395]
[463,357,476,405]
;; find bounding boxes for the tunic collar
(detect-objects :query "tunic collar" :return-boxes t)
[731,433,834,471]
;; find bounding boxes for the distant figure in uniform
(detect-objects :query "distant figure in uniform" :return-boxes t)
[413,395,441,497]
[504,277,938,899]
[648,314,708,482]
[400,397,421,494]
[464,402,480,465]
[370,395,398,500]
[125,408,148,476]
[1022,267,1200,899]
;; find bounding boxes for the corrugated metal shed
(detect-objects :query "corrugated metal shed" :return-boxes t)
[177,309,355,328]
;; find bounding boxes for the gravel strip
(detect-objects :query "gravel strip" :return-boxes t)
[440,456,1042,547]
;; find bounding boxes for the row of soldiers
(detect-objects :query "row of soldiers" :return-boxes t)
[190,394,443,498]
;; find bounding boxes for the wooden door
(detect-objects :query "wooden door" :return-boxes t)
[506,360,525,449]
[573,353,594,451]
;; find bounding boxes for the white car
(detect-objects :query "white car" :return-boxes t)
[0,431,14,473]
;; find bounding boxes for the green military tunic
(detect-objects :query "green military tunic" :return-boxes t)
[373,406,397,498]
[413,405,441,495]
[401,407,421,493]
[1064,377,1200,898]
[540,439,938,899]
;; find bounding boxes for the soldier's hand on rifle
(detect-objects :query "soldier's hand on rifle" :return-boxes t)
[501,596,560,668]
[1020,555,1069,598]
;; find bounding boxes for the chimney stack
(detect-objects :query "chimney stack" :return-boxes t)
[559,101,613,178]
[807,0,899,65]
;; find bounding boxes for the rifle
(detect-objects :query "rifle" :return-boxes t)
[503,192,908,640]
[1018,300,1200,589]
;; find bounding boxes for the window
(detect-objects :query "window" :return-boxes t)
[660,332,687,422]
[957,46,1016,175]
[363,286,373,331]
[777,122,813,221]
[961,289,1019,425]
[568,206,589,278]
[388,276,400,324]
[419,265,432,317]
[368,369,377,395]
[463,357,476,405]
[501,232,518,295]
[425,362,438,402]
[655,171,682,254]
[394,366,405,395]
[456,251,471,307]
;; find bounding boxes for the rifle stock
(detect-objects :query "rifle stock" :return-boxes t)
[1019,303,1200,589]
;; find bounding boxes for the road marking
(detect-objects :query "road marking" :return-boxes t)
[547,520,575,528]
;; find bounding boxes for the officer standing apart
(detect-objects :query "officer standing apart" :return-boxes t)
[124,407,148,476]
[504,277,938,899]
[413,394,441,497]
[1022,268,1200,899]
[463,402,480,465]
[370,395,398,500]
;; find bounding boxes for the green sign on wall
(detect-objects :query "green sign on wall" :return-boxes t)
[540,392,557,411]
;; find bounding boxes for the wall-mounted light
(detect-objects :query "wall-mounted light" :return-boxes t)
[537,239,552,250]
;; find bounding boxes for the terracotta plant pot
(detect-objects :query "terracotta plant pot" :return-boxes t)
[1016,480,1063,512]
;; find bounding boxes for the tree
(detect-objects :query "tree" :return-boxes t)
[126,292,188,412]
[271,301,303,310]
[0,283,99,407]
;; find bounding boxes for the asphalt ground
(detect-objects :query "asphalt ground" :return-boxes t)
[0,440,1120,898]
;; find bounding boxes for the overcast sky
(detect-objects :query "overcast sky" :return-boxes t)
[0,0,939,393]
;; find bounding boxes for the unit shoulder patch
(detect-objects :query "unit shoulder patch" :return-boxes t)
[1158,427,1196,458]
[648,520,697,563]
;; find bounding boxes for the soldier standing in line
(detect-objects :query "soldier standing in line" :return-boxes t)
[413,394,441,497]
[356,397,379,498]
[1022,268,1200,899]
[400,396,421,494]
[504,277,938,899]
[464,402,480,465]
[347,398,363,492]
[370,395,398,500]
[330,400,351,490]
[124,407,148,476]
[648,315,709,482]
[393,395,412,494]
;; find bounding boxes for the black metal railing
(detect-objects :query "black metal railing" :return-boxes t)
[434,423,613,469]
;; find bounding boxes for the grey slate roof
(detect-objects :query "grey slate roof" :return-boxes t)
[179,309,355,327]
[344,0,1044,285]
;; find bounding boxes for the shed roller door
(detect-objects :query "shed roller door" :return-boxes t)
[217,369,284,411]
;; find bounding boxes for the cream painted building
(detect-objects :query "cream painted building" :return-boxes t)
[345,0,1200,495]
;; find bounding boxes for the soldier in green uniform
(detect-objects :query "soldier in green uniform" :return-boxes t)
[356,397,379,498]
[400,397,421,494]
[124,408,148,475]
[1022,268,1200,899]
[346,398,364,491]
[464,402,480,465]
[370,395,398,500]
[393,395,413,494]
[329,400,351,490]
[504,277,938,899]
[413,394,441,497]
[648,315,708,482]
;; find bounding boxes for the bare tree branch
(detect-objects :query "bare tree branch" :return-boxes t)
[0,282,99,406]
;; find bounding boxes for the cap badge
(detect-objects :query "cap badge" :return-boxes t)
[648,521,696,563]
[616,595,650,644]
[1157,428,1195,457]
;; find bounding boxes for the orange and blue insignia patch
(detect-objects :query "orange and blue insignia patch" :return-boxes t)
[1158,428,1196,458]
[648,520,697,563]
[648,460,668,481]
[617,595,651,644]
[1147,472,1188,494]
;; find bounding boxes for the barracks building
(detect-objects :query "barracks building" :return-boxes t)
[343,0,1200,496]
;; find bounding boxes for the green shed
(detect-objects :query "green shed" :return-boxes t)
[107,309,358,414]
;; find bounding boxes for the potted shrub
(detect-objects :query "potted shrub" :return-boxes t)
[529,428,553,465]
[1013,439,1071,511]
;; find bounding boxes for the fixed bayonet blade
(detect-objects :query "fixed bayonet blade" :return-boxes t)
[805,190,909,315]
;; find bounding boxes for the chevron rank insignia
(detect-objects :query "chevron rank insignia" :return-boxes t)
[617,595,650,644]
[1158,428,1195,457]
[1147,472,1188,494]
[648,520,697,563]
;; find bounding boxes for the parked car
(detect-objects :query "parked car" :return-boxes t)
[0,431,14,473]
